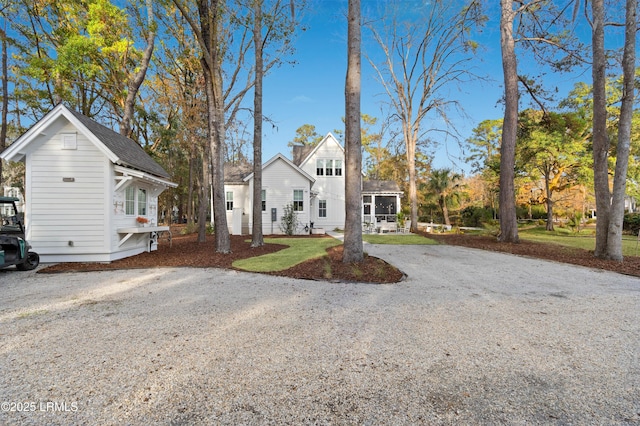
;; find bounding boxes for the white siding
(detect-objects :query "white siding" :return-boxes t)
[244,158,312,235]
[224,184,249,234]
[26,123,110,260]
[299,135,346,230]
[110,175,163,256]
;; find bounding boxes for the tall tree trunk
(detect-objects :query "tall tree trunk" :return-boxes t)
[343,0,363,263]
[197,0,230,254]
[498,0,519,243]
[440,197,450,227]
[198,145,210,242]
[251,0,264,248]
[120,0,155,138]
[202,60,230,253]
[0,24,7,187]
[407,131,418,233]
[212,70,230,252]
[591,0,610,257]
[605,0,636,261]
[187,150,195,226]
[545,172,554,231]
[545,202,554,231]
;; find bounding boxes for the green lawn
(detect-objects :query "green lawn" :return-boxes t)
[362,234,438,245]
[232,237,341,272]
[519,226,640,257]
[232,233,438,273]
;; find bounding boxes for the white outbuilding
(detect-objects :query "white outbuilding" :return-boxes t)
[0,104,177,263]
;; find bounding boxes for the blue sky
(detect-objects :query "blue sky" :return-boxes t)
[257,0,594,174]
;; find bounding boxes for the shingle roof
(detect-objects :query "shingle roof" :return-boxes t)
[363,179,402,193]
[66,107,171,179]
[224,162,252,184]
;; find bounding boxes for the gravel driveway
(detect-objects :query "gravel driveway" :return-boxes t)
[1,244,639,425]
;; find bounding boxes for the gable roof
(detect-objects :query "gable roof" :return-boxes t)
[243,153,315,183]
[2,104,171,180]
[295,132,344,167]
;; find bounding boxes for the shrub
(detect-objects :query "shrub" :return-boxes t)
[182,222,197,235]
[567,211,584,233]
[280,203,299,236]
[530,205,548,220]
[623,213,640,235]
[460,206,494,227]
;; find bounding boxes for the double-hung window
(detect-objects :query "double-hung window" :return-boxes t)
[125,187,135,215]
[137,189,147,215]
[318,200,327,218]
[316,160,324,176]
[261,189,266,211]
[325,159,334,176]
[226,191,234,211]
[334,160,342,176]
[293,189,304,211]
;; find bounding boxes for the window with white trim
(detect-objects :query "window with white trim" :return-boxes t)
[261,189,266,211]
[293,189,304,211]
[318,200,327,218]
[226,191,234,211]
[325,159,334,176]
[316,159,324,176]
[335,159,343,176]
[124,185,149,217]
[137,188,147,215]
[125,186,135,215]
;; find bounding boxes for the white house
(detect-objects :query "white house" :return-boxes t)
[223,133,402,235]
[0,104,177,262]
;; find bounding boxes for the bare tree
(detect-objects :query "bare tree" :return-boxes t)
[120,0,155,138]
[343,0,363,263]
[367,0,483,233]
[173,0,231,253]
[497,0,586,242]
[171,0,299,252]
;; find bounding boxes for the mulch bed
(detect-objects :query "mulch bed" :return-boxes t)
[39,233,405,284]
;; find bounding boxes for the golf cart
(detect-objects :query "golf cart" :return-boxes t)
[0,196,39,270]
